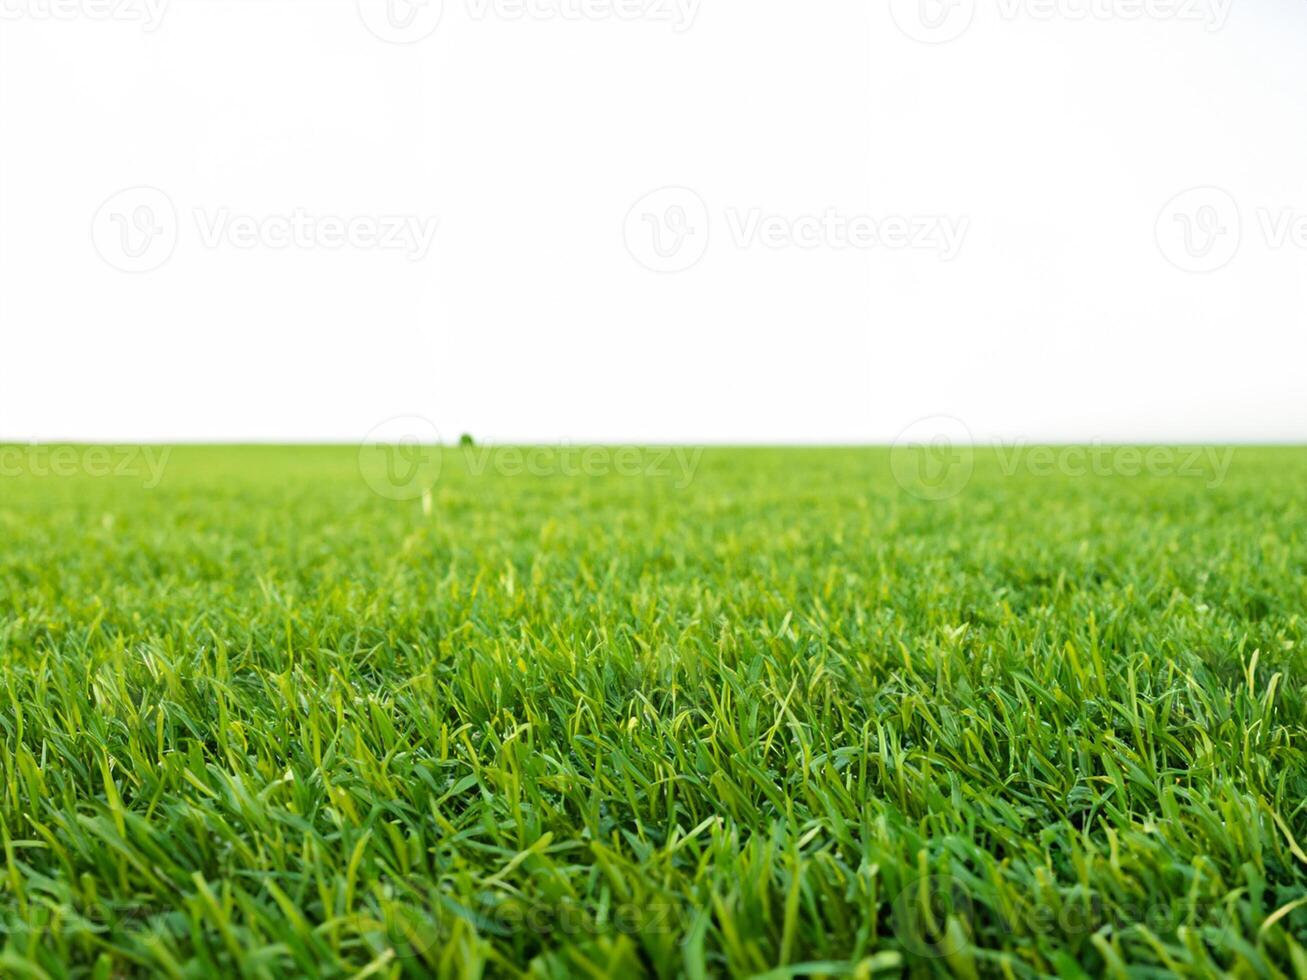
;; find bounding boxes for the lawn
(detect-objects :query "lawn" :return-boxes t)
[1,444,1304,978]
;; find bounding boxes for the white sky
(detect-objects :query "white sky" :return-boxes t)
[2,0,1305,444]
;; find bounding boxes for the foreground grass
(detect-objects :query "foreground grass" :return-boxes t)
[1,445,1305,978]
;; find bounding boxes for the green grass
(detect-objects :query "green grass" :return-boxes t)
[1,444,1305,978]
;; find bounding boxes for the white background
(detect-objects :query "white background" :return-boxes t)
[2,0,1305,444]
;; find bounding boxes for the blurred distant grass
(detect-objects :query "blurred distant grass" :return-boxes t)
[1,444,1305,978]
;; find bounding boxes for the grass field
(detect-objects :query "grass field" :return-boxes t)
[1,444,1305,978]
